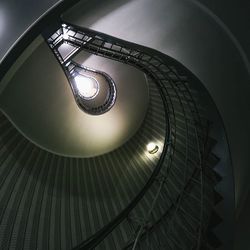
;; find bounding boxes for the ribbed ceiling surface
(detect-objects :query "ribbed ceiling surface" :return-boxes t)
[0,76,166,249]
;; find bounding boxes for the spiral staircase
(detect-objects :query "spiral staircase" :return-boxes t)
[0,0,247,249]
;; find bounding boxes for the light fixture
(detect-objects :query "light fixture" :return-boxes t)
[74,74,99,99]
[62,32,69,40]
[147,142,159,154]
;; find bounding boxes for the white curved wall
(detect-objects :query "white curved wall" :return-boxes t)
[0,41,149,158]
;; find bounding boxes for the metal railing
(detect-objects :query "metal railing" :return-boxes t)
[45,22,214,250]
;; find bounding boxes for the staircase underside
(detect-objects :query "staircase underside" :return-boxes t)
[0,20,224,249]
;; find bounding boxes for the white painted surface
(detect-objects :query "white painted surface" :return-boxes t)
[0,42,149,157]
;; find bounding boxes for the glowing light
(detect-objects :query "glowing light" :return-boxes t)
[62,32,69,40]
[62,27,69,40]
[147,142,159,154]
[74,75,99,99]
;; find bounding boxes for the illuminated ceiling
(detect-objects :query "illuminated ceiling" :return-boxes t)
[0,37,149,157]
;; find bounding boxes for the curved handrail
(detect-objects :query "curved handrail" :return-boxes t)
[45,23,211,250]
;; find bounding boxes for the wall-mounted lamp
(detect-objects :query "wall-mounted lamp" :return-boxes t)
[147,142,159,154]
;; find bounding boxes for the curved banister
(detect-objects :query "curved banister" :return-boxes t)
[44,22,212,249]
